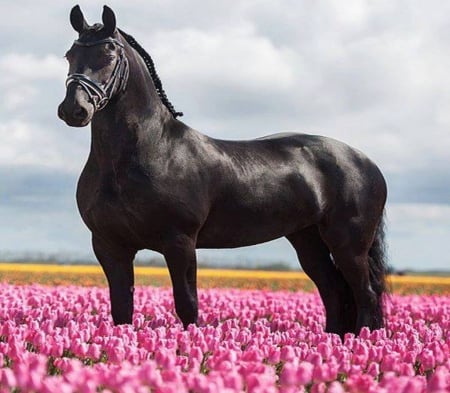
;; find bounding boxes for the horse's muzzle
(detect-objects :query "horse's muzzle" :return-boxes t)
[58,93,94,128]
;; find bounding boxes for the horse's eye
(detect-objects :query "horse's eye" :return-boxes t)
[106,42,116,51]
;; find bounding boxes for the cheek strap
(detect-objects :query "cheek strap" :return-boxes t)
[65,38,129,112]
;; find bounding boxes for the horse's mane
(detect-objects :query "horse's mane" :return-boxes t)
[118,28,183,118]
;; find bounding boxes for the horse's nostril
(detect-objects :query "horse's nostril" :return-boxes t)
[73,106,87,120]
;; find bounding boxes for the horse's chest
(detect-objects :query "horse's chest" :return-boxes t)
[77,164,208,250]
[82,189,126,230]
[77,174,151,247]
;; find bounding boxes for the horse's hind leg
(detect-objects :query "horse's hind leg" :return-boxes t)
[92,236,136,325]
[329,246,377,334]
[321,219,385,335]
[287,226,357,338]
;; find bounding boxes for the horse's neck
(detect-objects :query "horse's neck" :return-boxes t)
[90,47,171,169]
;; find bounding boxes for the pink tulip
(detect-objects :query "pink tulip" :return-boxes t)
[297,361,314,385]
[317,342,332,360]
[366,362,380,378]
[427,367,449,392]
[279,363,298,386]
[267,347,281,364]
[0,368,16,388]
[0,284,447,392]
[327,381,345,393]
[280,346,296,362]
[420,349,436,371]
[223,371,243,390]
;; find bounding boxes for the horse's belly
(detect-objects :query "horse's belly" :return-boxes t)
[197,203,316,248]
[197,226,293,248]
[197,168,324,248]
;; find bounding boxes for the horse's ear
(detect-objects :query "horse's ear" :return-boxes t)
[102,5,116,36]
[70,5,89,34]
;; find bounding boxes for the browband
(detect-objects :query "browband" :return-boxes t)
[73,37,124,48]
[66,36,129,112]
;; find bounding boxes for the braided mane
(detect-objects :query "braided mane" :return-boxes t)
[118,28,183,118]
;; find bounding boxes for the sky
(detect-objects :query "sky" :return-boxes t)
[1,0,449,271]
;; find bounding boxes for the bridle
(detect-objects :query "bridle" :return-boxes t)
[65,37,129,112]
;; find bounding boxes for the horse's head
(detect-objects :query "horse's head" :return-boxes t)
[58,5,129,127]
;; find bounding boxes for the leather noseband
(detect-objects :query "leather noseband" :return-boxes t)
[65,37,129,112]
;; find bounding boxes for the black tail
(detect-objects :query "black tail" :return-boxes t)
[368,210,389,328]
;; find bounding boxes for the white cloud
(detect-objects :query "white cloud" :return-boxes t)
[150,26,296,92]
[1,85,37,112]
[0,53,66,85]
[0,120,88,173]
[386,203,450,270]
[0,52,86,172]
[387,203,450,229]
[0,53,66,113]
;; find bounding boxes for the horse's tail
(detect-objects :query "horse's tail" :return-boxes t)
[368,210,389,328]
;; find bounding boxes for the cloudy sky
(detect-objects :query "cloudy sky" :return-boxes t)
[1,0,449,271]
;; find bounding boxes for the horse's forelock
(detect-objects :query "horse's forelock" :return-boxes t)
[76,24,116,44]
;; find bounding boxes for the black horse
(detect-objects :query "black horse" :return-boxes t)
[58,5,388,338]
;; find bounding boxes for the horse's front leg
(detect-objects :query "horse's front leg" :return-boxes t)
[163,234,198,329]
[92,235,136,325]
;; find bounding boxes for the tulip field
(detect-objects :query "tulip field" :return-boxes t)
[0,264,449,392]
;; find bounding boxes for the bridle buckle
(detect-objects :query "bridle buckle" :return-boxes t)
[65,37,129,112]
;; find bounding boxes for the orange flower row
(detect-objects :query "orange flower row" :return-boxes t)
[0,263,448,294]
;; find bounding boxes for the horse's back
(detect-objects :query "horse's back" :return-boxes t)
[211,132,383,185]
[255,132,385,187]
[256,132,299,140]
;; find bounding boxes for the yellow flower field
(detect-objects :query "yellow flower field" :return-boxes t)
[0,263,449,294]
